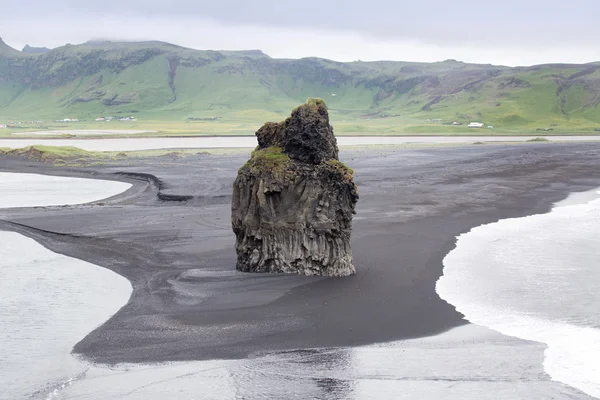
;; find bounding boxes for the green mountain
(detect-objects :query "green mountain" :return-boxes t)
[1,38,600,134]
[22,45,51,54]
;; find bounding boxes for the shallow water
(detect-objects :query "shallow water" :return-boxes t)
[1,135,600,152]
[47,324,592,400]
[0,173,131,208]
[438,188,600,398]
[0,174,132,400]
[12,130,157,136]
[0,233,132,400]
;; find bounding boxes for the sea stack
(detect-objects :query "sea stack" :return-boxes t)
[231,98,359,276]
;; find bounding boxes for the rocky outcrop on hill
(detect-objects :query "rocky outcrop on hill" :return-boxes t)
[231,99,358,276]
[22,45,50,54]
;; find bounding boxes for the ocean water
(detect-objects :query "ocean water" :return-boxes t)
[0,173,133,400]
[438,189,600,398]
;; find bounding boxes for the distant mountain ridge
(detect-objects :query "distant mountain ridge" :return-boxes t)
[22,45,51,54]
[1,38,600,132]
[0,37,22,56]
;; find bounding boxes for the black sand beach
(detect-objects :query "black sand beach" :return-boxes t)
[1,142,600,364]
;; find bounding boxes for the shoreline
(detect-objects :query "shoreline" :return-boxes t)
[1,135,600,153]
[1,142,600,364]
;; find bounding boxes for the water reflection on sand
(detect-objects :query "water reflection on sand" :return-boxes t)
[59,325,591,400]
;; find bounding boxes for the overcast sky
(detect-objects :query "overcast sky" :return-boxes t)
[2,0,599,66]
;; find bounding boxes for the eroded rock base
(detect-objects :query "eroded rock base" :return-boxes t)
[235,228,355,277]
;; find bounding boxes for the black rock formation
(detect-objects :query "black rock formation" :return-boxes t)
[231,98,358,276]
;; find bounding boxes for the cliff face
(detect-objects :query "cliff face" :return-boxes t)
[231,99,358,277]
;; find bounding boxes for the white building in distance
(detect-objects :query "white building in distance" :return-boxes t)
[468,122,484,128]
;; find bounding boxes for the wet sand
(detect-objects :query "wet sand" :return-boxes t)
[1,142,600,364]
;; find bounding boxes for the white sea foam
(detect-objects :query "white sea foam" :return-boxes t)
[437,189,600,398]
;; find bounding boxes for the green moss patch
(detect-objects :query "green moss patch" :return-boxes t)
[326,159,355,183]
[305,97,326,109]
[292,97,328,115]
[240,146,291,176]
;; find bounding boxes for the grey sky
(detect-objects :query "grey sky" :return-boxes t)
[3,0,599,65]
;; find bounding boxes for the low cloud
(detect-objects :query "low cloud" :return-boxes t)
[3,1,600,66]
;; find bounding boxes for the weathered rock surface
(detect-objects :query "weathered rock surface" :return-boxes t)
[232,99,358,276]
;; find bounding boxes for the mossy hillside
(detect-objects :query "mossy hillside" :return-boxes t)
[0,145,252,165]
[5,145,98,162]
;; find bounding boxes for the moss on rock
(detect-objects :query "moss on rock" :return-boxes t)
[326,159,356,185]
[299,97,327,113]
[239,146,291,176]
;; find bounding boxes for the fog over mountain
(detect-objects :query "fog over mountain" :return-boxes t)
[3,0,600,66]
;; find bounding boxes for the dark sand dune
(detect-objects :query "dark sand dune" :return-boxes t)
[1,142,600,364]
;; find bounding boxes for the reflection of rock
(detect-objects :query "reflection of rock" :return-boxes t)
[229,348,354,399]
[231,98,358,276]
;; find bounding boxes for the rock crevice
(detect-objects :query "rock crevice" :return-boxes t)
[232,99,358,276]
